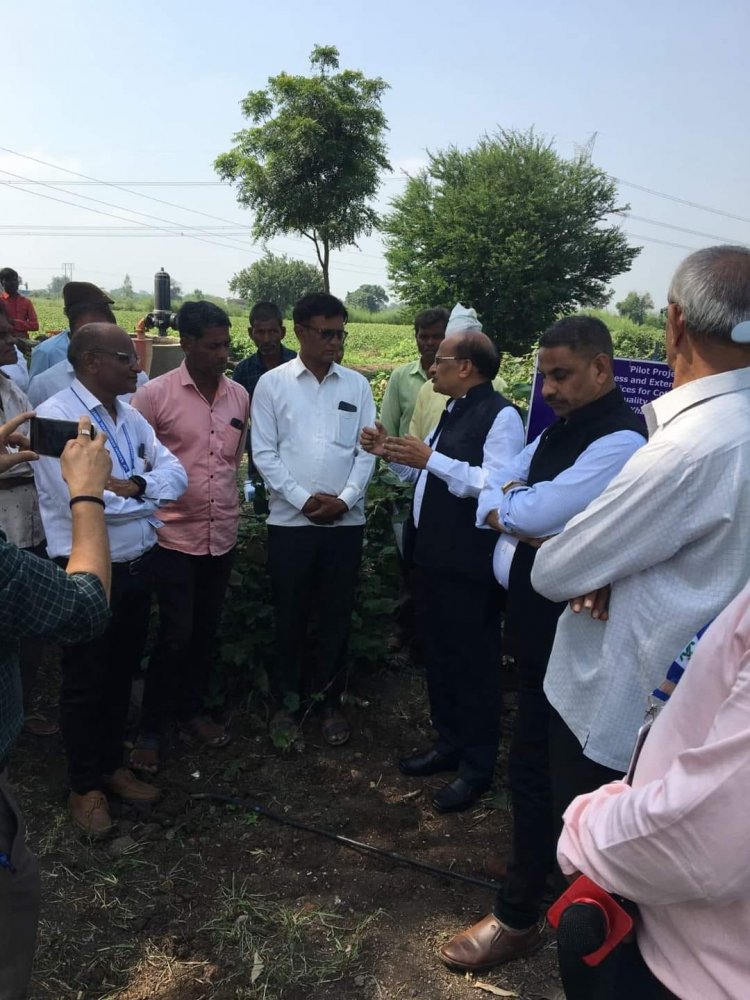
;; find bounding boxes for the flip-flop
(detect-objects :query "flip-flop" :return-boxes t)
[321,708,351,746]
[269,711,299,747]
[129,734,160,776]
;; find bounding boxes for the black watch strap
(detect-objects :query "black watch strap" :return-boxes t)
[129,475,147,498]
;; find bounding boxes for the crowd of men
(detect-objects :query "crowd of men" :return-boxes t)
[1,245,750,998]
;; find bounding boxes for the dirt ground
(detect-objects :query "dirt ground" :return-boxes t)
[13,659,562,1000]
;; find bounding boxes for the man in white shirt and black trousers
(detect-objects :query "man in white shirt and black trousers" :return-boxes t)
[251,293,376,747]
[362,326,525,813]
[33,323,187,836]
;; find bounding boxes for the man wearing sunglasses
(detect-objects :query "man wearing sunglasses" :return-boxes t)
[251,293,376,747]
[32,323,187,835]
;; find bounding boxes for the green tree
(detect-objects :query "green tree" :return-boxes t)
[616,290,655,325]
[229,252,324,314]
[346,284,389,312]
[121,273,135,307]
[383,129,640,354]
[215,44,391,292]
[47,274,68,296]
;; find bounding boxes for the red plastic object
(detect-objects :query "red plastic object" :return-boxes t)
[547,874,634,966]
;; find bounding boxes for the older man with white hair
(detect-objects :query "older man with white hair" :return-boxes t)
[362,309,524,811]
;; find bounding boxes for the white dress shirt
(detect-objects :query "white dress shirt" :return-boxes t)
[391,400,525,525]
[33,378,187,561]
[27,359,148,408]
[476,429,645,587]
[0,373,44,548]
[534,367,750,771]
[251,357,376,527]
[1,348,29,393]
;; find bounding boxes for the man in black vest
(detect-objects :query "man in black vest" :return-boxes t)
[439,316,646,971]
[362,331,525,812]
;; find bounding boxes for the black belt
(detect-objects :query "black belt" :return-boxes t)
[55,545,155,574]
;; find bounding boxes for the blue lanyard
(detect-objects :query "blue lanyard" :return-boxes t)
[70,388,136,477]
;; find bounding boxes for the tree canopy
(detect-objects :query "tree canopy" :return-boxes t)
[346,284,389,312]
[616,290,655,325]
[229,252,324,314]
[382,129,640,354]
[215,45,391,292]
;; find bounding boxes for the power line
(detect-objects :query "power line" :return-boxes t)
[612,176,750,227]
[0,146,392,261]
[615,213,747,246]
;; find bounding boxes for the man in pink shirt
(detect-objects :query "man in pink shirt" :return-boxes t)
[131,301,248,769]
[557,573,750,999]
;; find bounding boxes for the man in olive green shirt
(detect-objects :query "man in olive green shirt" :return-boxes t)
[379,308,448,436]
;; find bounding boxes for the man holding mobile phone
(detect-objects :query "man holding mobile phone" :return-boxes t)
[32,323,187,835]
[1,409,112,998]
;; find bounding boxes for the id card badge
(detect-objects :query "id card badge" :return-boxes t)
[147,516,164,529]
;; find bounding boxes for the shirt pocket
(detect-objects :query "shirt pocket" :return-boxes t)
[335,409,358,447]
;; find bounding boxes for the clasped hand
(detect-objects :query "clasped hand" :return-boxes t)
[301,493,348,525]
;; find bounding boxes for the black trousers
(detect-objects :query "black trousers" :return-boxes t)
[266,524,364,707]
[415,566,503,788]
[140,545,235,733]
[59,553,153,794]
[495,703,622,929]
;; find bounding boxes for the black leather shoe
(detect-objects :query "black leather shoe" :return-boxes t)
[399,747,460,777]
[432,777,488,813]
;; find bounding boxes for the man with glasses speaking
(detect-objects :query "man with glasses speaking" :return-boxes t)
[251,293,376,748]
[33,323,187,835]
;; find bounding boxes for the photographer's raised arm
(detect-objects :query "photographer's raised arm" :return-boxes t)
[60,416,113,599]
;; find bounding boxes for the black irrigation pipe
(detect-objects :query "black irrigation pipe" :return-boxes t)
[191,791,501,892]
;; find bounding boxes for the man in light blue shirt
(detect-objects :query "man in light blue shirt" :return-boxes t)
[28,281,115,377]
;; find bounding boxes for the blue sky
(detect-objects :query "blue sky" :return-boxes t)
[4,0,748,315]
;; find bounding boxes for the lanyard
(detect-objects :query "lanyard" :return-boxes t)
[70,388,136,477]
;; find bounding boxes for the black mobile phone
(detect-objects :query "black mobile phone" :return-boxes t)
[29,417,97,458]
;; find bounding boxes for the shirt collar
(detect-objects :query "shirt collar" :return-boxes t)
[643,367,750,435]
[70,376,128,421]
[291,355,341,380]
[178,360,229,398]
[406,359,429,380]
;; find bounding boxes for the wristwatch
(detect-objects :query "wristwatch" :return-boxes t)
[501,479,526,494]
[129,475,147,498]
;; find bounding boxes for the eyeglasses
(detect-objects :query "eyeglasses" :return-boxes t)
[90,349,140,365]
[434,356,459,365]
[299,324,348,343]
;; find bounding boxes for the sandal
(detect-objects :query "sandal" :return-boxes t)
[23,713,59,737]
[129,734,160,776]
[179,716,231,748]
[321,707,351,747]
[269,710,299,748]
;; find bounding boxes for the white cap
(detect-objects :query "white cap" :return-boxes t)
[445,302,482,336]
[731,320,750,343]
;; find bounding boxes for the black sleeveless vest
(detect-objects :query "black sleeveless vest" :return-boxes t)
[505,386,646,663]
[411,381,516,580]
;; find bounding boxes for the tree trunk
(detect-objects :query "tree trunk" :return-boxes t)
[322,239,330,292]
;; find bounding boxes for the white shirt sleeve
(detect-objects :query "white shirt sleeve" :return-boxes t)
[531,436,706,602]
[425,406,525,499]
[497,430,645,539]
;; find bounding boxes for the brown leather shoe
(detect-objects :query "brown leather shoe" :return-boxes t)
[69,790,113,837]
[439,914,544,972]
[103,767,160,803]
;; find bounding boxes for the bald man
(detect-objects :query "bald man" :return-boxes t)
[33,324,187,835]
[362,332,525,811]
